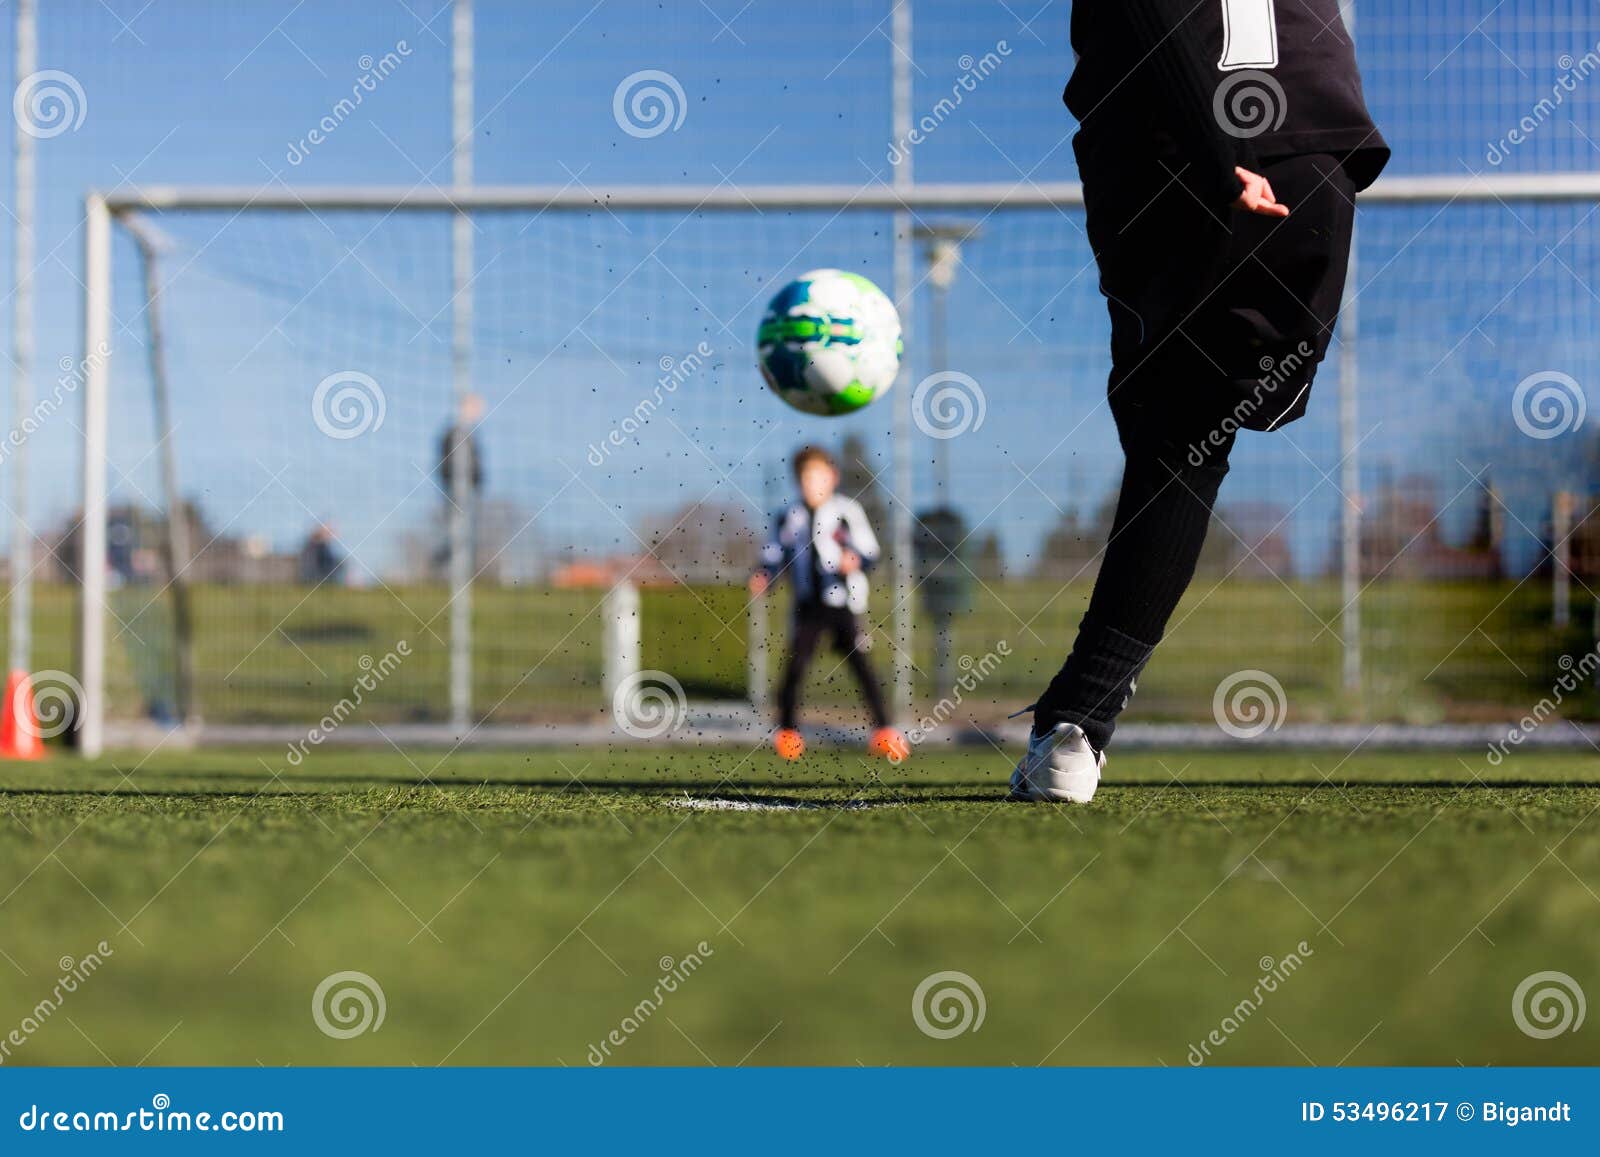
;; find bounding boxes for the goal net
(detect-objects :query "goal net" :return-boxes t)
[78,180,1600,749]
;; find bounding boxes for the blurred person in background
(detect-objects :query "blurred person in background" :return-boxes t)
[299,523,346,586]
[435,392,486,578]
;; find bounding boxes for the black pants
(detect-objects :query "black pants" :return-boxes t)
[1095,150,1357,437]
[1034,151,1357,750]
[778,604,889,730]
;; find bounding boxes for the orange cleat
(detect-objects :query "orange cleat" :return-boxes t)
[868,727,911,762]
[773,728,805,761]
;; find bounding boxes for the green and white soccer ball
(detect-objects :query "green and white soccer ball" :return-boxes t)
[756,269,903,416]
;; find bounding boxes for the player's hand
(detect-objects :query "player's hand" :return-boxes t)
[838,549,862,575]
[748,572,769,596]
[1232,167,1290,218]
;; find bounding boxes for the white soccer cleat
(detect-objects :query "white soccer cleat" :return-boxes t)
[1007,722,1105,804]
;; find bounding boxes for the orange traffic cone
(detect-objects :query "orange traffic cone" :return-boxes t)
[1,670,44,759]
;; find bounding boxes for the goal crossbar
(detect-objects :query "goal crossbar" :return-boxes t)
[75,170,1600,756]
[95,171,1600,213]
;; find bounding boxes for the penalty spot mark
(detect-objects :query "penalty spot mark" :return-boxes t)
[669,796,889,813]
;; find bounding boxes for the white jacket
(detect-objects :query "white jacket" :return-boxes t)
[757,495,880,614]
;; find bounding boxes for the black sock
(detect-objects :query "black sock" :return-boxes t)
[1032,618,1155,751]
[1033,438,1231,751]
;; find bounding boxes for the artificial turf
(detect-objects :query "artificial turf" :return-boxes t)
[0,745,1596,1066]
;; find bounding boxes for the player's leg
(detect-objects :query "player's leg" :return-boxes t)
[1013,415,1229,802]
[1030,420,1236,751]
[1013,147,1226,800]
[775,611,826,759]
[1034,152,1357,751]
[827,609,907,758]
[1016,151,1356,800]
[828,610,888,726]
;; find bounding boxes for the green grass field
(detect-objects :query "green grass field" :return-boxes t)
[14,576,1595,727]
[1,744,1596,1067]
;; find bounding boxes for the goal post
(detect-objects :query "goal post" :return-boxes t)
[79,193,111,758]
[75,174,1600,755]
[77,181,1101,756]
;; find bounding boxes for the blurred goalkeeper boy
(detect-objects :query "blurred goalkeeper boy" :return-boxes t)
[750,445,909,762]
[1010,0,1388,803]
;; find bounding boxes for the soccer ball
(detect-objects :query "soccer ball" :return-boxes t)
[756,269,902,416]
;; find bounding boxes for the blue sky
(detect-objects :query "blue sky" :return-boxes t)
[3,0,1600,579]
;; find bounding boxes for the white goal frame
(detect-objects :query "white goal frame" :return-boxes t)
[77,173,1600,755]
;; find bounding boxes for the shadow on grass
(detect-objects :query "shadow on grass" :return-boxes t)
[3,773,1596,804]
